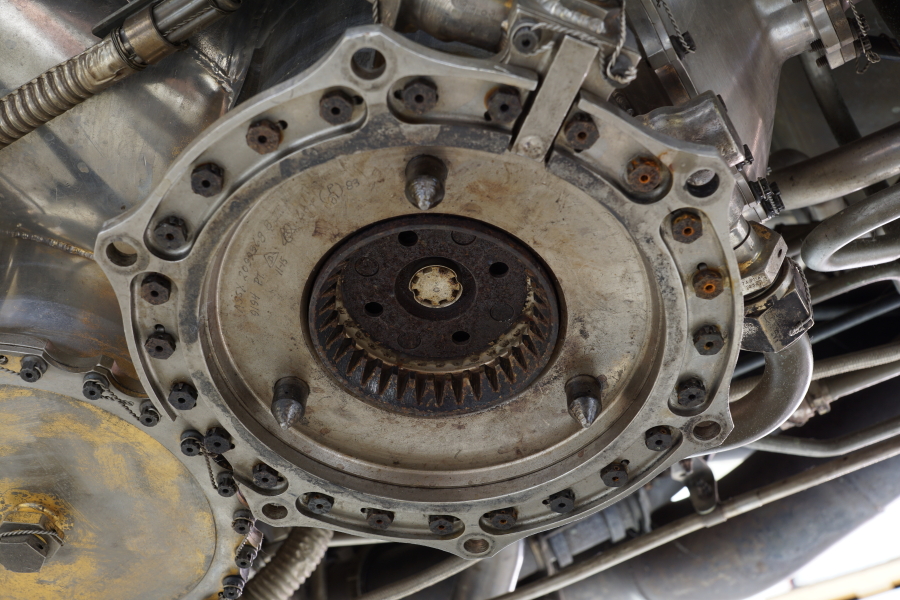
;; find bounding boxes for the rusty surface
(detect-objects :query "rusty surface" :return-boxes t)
[365,509,394,530]
[600,462,628,487]
[400,78,438,114]
[485,86,523,124]
[143,329,175,359]
[676,376,707,408]
[625,156,664,193]
[319,90,355,125]
[692,324,724,355]
[671,210,703,244]
[190,163,224,198]
[245,119,282,154]
[152,216,187,251]
[139,273,171,305]
[563,113,599,150]
[692,267,725,300]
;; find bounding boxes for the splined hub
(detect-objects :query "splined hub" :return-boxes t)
[308,215,562,416]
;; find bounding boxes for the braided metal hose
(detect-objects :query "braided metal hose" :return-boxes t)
[242,528,333,600]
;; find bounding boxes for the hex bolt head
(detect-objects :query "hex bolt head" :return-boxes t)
[645,426,675,451]
[217,472,238,498]
[671,211,703,244]
[18,356,47,383]
[140,273,172,305]
[271,377,309,430]
[405,155,448,211]
[428,515,457,535]
[319,90,355,125]
[626,157,664,193]
[81,372,108,400]
[693,267,725,300]
[693,325,725,355]
[365,508,394,530]
[204,427,234,454]
[180,430,203,456]
[600,462,629,488]
[486,508,517,531]
[676,377,707,409]
[190,163,224,197]
[564,114,599,150]
[512,26,540,54]
[232,510,255,535]
[565,375,603,429]
[221,575,245,600]
[485,86,523,123]
[246,119,283,154]
[252,463,284,490]
[139,400,160,427]
[400,78,438,114]
[167,381,198,410]
[235,545,258,569]
[547,489,576,514]
[153,216,188,251]
[0,511,60,573]
[144,328,176,360]
[306,493,334,515]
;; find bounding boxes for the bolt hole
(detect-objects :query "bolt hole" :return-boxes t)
[705,342,714,349]
[577,131,587,141]
[262,503,288,520]
[398,231,418,246]
[351,47,386,80]
[683,227,694,236]
[640,174,650,184]
[464,538,490,554]
[500,103,509,112]
[414,94,425,104]
[521,39,532,48]
[394,90,402,99]
[365,302,384,317]
[489,262,509,277]
[105,240,138,267]
[201,179,211,188]
[452,331,470,344]
[278,120,288,130]
[704,284,715,293]
[656,439,663,445]
[315,503,324,510]
[154,345,164,353]
[693,420,722,441]
[257,135,267,144]
[778,248,784,258]
[150,290,159,297]
[686,172,720,198]
[331,106,341,115]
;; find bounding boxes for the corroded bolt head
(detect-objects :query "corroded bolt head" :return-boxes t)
[246,119,282,154]
[306,493,334,515]
[18,356,47,383]
[600,462,629,488]
[319,90,355,125]
[217,472,237,498]
[693,325,725,355]
[365,509,394,530]
[564,114,599,150]
[671,211,703,244]
[547,489,576,514]
[405,155,448,211]
[204,427,234,454]
[139,400,160,427]
[400,78,438,114]
[486,508,517,531]
[676,377,707,408]
[428,515,457,535]
[271,377,309,429]
[252,463,283,490]
[190,163,224,197]
[512,26,540,54]
[693,267,725,300]
[565,375,603,428]
[486,86,523,123]
[144,329,176,359]
[153,216,188,251]
[626,157,664,192]
[168,381,198,410]
[140,273,172,305]
[645,426,675,451]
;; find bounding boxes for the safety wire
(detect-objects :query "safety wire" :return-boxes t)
[657,0,695,56]
[849,0,881,74]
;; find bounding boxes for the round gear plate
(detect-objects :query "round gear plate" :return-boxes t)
[309,214,562,416]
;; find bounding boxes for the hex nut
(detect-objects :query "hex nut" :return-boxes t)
[180,430,203,456]
[190,163,224,197]
[547,489,576,514]
[144,329,176,359]
[400,78,438,114]
[168,381,198,410]
[204,427,234,454]
[742,258,813,353]
[306,493,334,515]
[252,463,284,490]
[486,86,523,124]
[365,509,394,530]
[428,515,457,535]
[0,512,59,573]
[232,509,255,535]
[140,273,172,305]
[626,156,664,193]
[217,472,237,498]
[512,26,540,54]
[235,545,257,569]
[693,325,725,355]
[564,114,600,151]
[319,90,355,125]
[246,119,282,154]
[82,379,105,400]
[693,267,725,300]
[153,216,188,251]
[739,221,788,296]
[671,211,703,243]
[645,426,675,451]
[221,575,245,600]
[18,356,47,383]
[600,462,629,488]
[139,400,160,427]
[486,508,517,531]
[676,377,707,409]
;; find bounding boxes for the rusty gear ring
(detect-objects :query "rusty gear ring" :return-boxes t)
[308,215,562,416]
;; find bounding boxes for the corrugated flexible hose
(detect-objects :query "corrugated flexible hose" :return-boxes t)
[243,528,333,600]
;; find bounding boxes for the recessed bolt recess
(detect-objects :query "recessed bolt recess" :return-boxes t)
[428,515,457,535]
[139,400,160,427]
[693,325,725,355]
[365,508,394,530]
[246,119,282,154]
[204,427,234,454]
[485,508,517,530]
[18,356,47,383]
[405,155,448,211]
[140,273,172,305]
[190,163,224,197]
[400,78,438,114]
[252,463,283,490]
[563,113,599,150]
[144,325,176,359]
[167,381,198,410]
[645,426,675,451]
[485,86,523,123]
[319,90,355,125]
[565,375,603,428]
[153,216,188,251]
[676,377,707,409]
[271,376,309,430]
[547,489,576,514]
[306,493,334,515]
[217,472,237,498]
[600,462,629,487]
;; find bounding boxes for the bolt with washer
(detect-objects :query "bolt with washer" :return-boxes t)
[428,515,458,535]
[693,267,725,299]
[139,400,160,427]
[217,472,238,498]
[365,508,394,530]
[319,90,355,125]
[547,489,576,514]
[625,156,664,193]
[564,114,600,150]
[180,430,204,456]
[400,78,438,114]
[232,510,255,535]
[205,427,234,454]
[485,508,517,530]
[306,493,334,515]
[82,372,109,400]
[246,119,283,154]
[18,356,48,383]
[252,463,284,490]
[671,211,703,243]
[167,381,198,410]
[190,163,224,197]
[485,86,523,123]
[512,25,540,54]
[676,377,707,409]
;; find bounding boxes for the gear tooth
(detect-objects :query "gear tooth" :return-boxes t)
[451,375,465,405]
[528,320,547,341]
[346,349,364,374]
[320,310,339,329]
[317,296,337,316]
[498,356,516,382]
[434,377,446,407]
[415,374,428,405]
[321,282,338,299]
[532,306,549,324]
[468,371,483,400]
[326,325,346,347]
[333,338,354,362]
[362,359,379,386]
[378,365,394,395]
[485,365,501,392]
[397,369,410,402]
[511,346,528,369]
[522,334,538,356]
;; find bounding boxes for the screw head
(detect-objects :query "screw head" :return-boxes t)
[235,545,258,569]
[319,90,355,125]
[252,463,284,490]
[564,114,599,150]
[190,163,224,197]
[82,380,105,400]
[18,356,47,383]
[600,462,629,488]
[547,489,576,514]
[400,78,438,114]
[626,157,664,193]
[485,86,523,124]
[486,508,517,530]
[153,216,188,251]
[306,493,334,515]
[180,430,203,456]
[204,427,234,454]
[692,268,725,299]
[221,575,245,600]
[140,273,172,305]
[512,26,540,54]
[645,426,675,451]
[676,377,707,409]
[167,381,198,410]
[365,509,394,530]
[144,330,176,359]
[671,211,703,244]
[217,472,237,497]
[139,400,160,427]
[232,509,255,534]
[693,325,725,355]
[246,119,283,154]
[428,515,457,535]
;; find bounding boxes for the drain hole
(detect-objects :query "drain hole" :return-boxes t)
[365,302,384,317]
[398,231,418,246]
[489,262,509,277]
[452,331,470,344]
